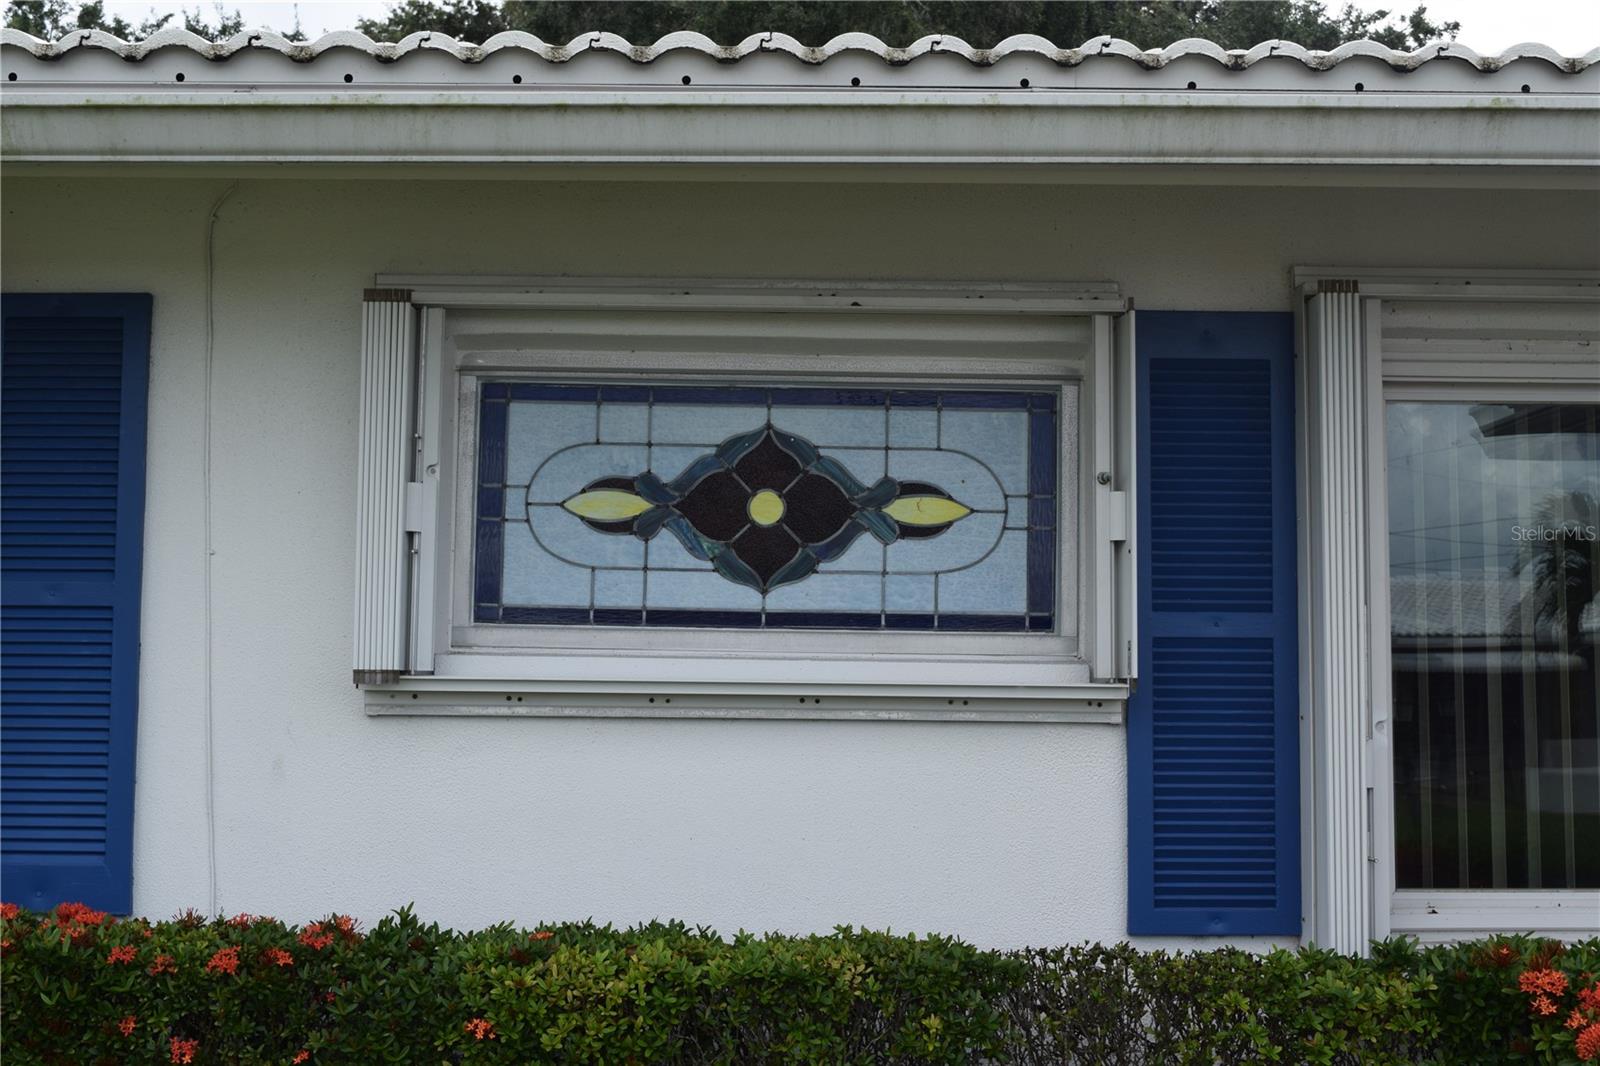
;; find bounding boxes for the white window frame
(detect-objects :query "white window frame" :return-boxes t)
[443,362,1080,664]
[354,278,1137,723]
[1295,267,1600,950]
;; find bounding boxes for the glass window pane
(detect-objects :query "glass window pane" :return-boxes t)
[1387,402,1600,889]
[473,382,1064,632]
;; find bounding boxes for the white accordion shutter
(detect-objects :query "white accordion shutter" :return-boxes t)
[352,289,417,684]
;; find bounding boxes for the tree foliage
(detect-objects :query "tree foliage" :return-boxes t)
[5,0,286,39]
[354,1,1460,50]
[6,0,1459,51]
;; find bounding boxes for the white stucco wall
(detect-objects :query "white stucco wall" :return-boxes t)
[3,175,1595,948]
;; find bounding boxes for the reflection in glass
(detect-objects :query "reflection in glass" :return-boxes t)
[1387,402,1599,889]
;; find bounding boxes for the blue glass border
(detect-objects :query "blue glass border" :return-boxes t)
[473,382,1061,631]
[481,383,1047,410]
[472,606,1047,632]
[472,398,507,610]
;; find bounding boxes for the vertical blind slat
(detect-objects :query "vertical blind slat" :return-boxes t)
[1387,400,1599,891]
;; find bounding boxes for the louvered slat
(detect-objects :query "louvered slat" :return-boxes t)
[1,318,122,577]
[1130,313,1300,936]
[1147,364,1273,613]
[1152,634,1277,909]
[1,294,148,914]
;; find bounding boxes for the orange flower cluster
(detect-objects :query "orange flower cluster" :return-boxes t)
[1569,978,1600,1061]
[464,1017,497,1041]
[118,1015,138,1036]
[149,953,178,975]
[531,929,554,941]
[292,1052,311,1064]
[56,901,108,926]
[1522,969,1570,996]
[106,944,138,965]
[227,912,256,928]
[299,914,361,951]
[0,902,19,920]
[299,923,335,951]
[170,1036,200,1064]
[1521,968,1570,1016]
[46,901,111,943]
[204,946,241,976]
[1518,965,1600,1061]
[264,946,295,967]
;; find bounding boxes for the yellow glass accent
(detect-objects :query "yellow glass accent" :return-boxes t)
[884,495,973,526]
[562,489,653,522]
[747,489,785,526]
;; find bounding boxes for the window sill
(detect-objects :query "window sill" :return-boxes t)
[1390,889,1600,942]
[363,676,1127,723]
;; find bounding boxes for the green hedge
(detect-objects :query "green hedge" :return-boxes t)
[3,902,1598,1064]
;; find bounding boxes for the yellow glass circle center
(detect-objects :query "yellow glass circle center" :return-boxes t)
[747,489,785,527]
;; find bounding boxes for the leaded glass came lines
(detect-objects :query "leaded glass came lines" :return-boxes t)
[473,383,1059,631]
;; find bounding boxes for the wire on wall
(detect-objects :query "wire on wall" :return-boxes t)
[203,181,238,917]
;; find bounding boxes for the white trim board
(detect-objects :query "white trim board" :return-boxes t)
[1291,268,1600,301]
[378,276,1125,315]
[1391,891,1600,943]
[10,162,1599,190]
[365,676,1128,724]
[5,90,1595,174]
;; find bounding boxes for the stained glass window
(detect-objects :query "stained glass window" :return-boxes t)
[472,383,1061,631]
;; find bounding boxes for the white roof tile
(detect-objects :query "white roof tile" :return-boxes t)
[3,28,1595,73]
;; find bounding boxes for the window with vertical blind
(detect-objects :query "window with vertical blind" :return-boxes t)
[1386,401,1598,891]
[1298,271,1600,945]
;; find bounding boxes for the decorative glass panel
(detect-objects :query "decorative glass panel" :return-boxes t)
[1387,401,1599,889]
[473,383,1061,631]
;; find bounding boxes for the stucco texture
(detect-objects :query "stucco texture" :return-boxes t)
[3,176,1596,947]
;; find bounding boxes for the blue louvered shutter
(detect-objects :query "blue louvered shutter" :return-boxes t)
[2,294,150,914]
[1128,312,1300,936]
